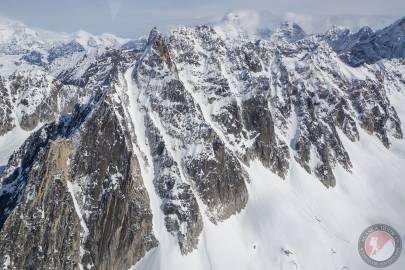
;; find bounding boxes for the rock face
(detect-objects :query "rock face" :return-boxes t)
[0,51,157,270]
[0,77,14,136]
[0,98,158,269]
[0,16,405,269]
[165,24,402,186]
[133,28,249,233]
[168,26,290,178]
[0,140,82,270]
[145,117,203,254]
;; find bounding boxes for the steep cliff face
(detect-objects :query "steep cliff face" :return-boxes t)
[0,77,14,136]
[144,116,203,254]
[0,99,158,269]
[168,26,291,179]
[0,16,405,270]
[0,139,82,270]
[129,29,249,252]
[0,50,157,270]
[165,24,403,186]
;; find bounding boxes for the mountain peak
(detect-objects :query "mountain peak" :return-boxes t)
[395,16,405,27]
[332,16,405,66]
[271,21,306,42]
[382,16,405,35]
[73,30,129,50]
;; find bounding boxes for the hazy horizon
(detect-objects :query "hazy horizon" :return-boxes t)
[0,0,404,38]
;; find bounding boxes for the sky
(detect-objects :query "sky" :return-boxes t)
[0,0,404,38]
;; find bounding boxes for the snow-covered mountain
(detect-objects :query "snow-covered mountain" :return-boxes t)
[324,17,405,66]
[0,15,405,270]
[0,17,130,77]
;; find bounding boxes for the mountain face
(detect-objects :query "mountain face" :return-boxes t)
[0,16,405,270]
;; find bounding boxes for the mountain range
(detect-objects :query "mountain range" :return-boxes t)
[0,13,404,270]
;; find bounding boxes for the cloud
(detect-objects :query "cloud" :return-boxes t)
[223,9,260,34]
[108,0,125,21]
[214,9,261,38]
[281,12,397,33]
[163,9,399,40]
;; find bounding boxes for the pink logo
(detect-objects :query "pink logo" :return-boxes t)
[365,231,395,261]
[358,224,402,268]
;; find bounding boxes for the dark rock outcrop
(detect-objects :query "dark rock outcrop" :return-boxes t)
[145,117,203,254]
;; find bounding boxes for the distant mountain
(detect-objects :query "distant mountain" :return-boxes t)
[0,17,131,77]
[327,17,405,66]
[269,21,306,42]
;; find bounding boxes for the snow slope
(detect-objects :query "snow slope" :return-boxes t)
[130,90,405,270]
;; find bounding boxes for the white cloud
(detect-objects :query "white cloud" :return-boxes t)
[281,12,397,33]
[214,9,261,39]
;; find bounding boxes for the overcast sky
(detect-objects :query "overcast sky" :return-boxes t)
[0,0,404,37]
